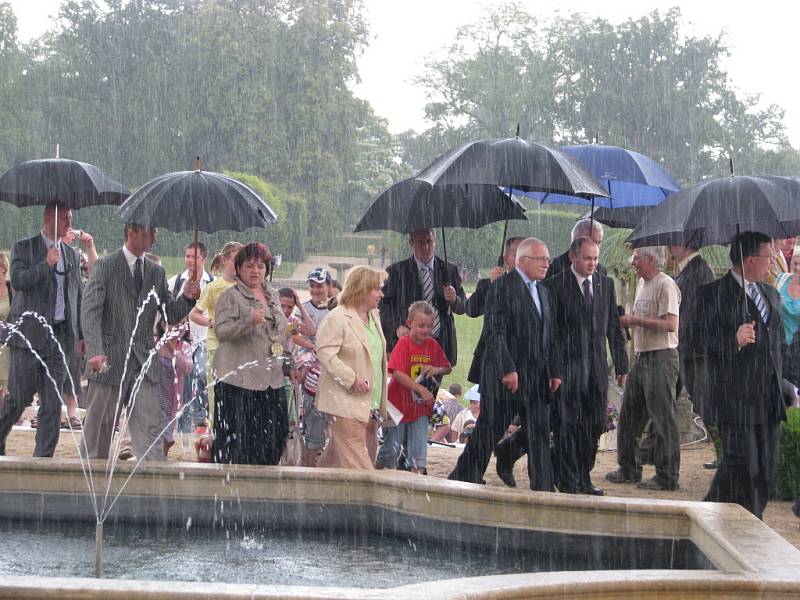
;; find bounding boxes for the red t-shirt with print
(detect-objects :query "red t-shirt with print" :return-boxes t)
[387,334,451,423]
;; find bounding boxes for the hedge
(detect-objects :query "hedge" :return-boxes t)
[773,407,800,501]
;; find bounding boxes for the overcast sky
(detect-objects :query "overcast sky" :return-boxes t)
[8,0,800,146]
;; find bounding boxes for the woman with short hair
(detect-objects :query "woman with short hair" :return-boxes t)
[211,242,290,465]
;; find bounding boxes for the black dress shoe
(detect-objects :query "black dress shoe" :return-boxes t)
[496,464,517,487]
[582,483,605,496]
[703,460,718,470]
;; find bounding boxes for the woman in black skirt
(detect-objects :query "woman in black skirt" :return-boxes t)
[211,242,291,465]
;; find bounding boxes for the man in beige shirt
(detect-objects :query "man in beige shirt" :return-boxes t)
[607,246,682,490]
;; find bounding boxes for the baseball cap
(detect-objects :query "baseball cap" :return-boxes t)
[307,267,331,283]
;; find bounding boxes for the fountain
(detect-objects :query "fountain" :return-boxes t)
[1,307,800,598]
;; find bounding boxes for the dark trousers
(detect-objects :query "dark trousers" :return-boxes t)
[0,332,68,457]
[618,349,680,486]
[449,385,553,492]
[497,393,603,492]
[704,420,779,520]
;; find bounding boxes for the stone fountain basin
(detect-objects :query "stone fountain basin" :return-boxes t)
[0,457,799,599]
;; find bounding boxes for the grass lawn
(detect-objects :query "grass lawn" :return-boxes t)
[440,313,483,401]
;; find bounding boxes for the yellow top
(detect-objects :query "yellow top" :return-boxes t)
[196,277,236,351]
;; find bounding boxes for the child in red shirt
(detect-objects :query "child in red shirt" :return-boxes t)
[377,301,451,473]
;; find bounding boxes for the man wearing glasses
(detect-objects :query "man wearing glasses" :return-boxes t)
[692,231,785,519]
[0,202,83,457]
[607,246,681,491]
[449,237,561,491]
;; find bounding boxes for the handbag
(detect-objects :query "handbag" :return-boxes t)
[280,382,304,466]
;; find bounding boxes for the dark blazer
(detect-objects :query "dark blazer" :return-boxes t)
[477,269,559,406]
[675,254,716,358]
[7,234,82,351]
[81,249,194,385]
[692,272,785,426]
[380,255,466,365]
[542,269,628,411]
[547,250,607,279]
[465,277,491,318]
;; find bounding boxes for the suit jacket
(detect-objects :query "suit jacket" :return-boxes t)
[542,269,628,411]
[315,306,388,423]
[465,277,491,318]
[477,269,559,407]
[81,249,194,385]
[379,255,466,365]
[7,233,82,352]
[547,250,607,279]
[692,272,785,426]
[675,254,715,358]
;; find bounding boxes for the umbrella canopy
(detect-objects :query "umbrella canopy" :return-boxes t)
[582,205,654,229]
[626,175,800,248]
[354,178,527,234]
[537,144,681,208]
[0,158,130,209]
[117,169,277,233]
[417,137,609,199]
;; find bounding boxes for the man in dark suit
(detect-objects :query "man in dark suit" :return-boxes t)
[465,237,524,318]
[448,237,561,491]
[493,237,628,492]
[692,231,786,519]
[0,202,83,457]
[545,237,628,494]
[380,228,466,365]
[547,218,607,278]
[81,223,199,461]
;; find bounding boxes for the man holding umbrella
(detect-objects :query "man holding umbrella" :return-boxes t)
[692,231,786,519]
[0,202,83,457]
[81,223,200,461]
[380,228,466,365]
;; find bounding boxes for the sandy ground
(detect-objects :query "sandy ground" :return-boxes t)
[4,427,798,551]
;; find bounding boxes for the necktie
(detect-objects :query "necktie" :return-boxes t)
[748,282,768,325]
[420,265,441,336]
[583,278,593,307]
[134,257,143,294]
[529,281,541,316]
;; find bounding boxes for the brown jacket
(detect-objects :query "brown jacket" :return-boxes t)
[213,278,288,391]
[316,306,387,423]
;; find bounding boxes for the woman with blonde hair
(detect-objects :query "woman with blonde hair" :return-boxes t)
[189,241,243,428]
[316,266,387,469]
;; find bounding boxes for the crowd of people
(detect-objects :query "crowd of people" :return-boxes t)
[0,203,797,521]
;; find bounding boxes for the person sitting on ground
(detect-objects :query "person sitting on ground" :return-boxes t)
[429,388,456,442]
[450,385,481,444]
[376,301,451,474]
[439,383,464,425]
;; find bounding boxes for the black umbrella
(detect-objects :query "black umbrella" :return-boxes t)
[582,205,654,229]
[417,136,608,263]
[626,175,800,248]
[0,157,130,209]
[354,177,528,269]
[118,159,278,280]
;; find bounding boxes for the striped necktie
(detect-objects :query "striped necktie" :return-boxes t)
[747,282,769,325]
[420,265,441,336]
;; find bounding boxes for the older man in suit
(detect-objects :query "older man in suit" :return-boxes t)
[380,228,466,365]
[693,231,786,519]
[81,223,200,461]
[448,237,561,491]
[0,202,82,457]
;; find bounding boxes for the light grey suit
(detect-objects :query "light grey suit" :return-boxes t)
[0,233,82,457]
[81,248,194,460]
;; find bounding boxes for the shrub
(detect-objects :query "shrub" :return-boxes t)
[773,407,800,501]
